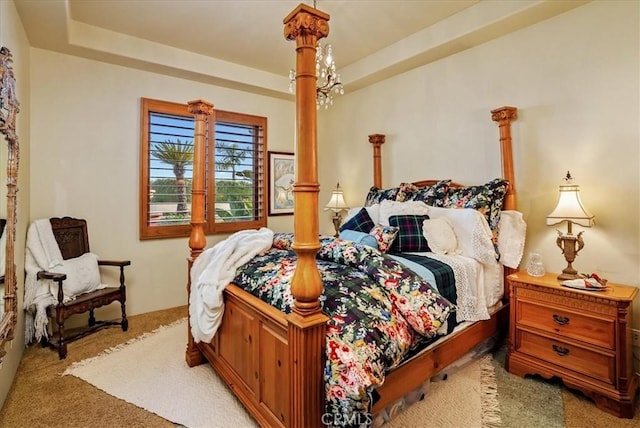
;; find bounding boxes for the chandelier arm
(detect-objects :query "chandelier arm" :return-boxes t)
[289,40,343,109]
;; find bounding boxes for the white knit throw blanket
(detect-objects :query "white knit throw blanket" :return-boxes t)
[24,219,63,344]
[189,227,274,343]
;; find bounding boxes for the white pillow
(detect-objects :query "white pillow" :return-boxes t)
[497,210,527,269]
[343,204,380,226]
[378,200,429,226]
[49,252,106,302]
[422,217,459,255]
[426,206,496,265]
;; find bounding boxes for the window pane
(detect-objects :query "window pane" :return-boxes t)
[149,112,194,226]
[214,120,263,224]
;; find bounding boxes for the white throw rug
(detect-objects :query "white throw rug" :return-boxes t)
[64,318,500,428]
[64,318,257,428]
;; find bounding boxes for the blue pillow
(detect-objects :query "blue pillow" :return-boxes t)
[339,230,379,249]
[339,207,375,234]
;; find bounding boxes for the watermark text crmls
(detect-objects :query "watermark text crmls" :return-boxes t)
[321,412,373,426]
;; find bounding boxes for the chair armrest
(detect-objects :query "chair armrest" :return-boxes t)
[37,271,67,281]
[98,260,131,267]
[38,270,67,304]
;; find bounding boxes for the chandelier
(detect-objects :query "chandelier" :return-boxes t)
[288,3,344,109]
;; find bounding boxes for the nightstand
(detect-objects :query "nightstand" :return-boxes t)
[506,271,638,418]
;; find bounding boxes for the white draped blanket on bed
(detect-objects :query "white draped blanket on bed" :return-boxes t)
[424,253,500,322]
[189,227,274,343]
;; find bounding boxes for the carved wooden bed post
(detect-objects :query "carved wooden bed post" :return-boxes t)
[284,4,330,427]
[369,133,386,189]
[491,106,518,283]
[491,106,518,211]
[187,99,214,260]
[185,99,214,367]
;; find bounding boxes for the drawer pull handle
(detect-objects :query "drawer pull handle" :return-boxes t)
[552,345,570,356]
[552,314,570,325]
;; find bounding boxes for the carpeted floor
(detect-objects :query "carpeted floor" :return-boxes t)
[63,318,257,428]
[1,305,639,427]
[0,306,187,428]
[61,319,498,428]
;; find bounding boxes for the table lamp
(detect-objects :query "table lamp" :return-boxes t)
[546,171,594,280]
[324,182,349,237]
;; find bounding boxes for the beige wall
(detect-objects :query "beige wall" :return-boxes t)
[29,50,295,319]
[320,1,640,321]
[0,0,31,408]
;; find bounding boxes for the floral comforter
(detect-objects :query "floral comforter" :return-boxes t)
[232,233,455,424]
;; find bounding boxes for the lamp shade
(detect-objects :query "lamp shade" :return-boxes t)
[546,175,594,227]
[324,183,349,212]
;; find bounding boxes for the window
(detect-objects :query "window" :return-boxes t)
[140,98,267,239]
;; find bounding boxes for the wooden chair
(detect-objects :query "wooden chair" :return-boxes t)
[38,217,130,359]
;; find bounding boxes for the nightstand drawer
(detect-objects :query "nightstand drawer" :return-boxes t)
[517,300,615,349]
[515,329,615,385]
[507,272,638,418]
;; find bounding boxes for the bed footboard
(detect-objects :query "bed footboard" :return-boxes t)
[186,283,509,427]
[186,283,325,427]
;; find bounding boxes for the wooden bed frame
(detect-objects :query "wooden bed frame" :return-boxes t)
[185,4,518,427]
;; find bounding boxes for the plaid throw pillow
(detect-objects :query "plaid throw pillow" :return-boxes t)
[388,214,431,253]
[339,208,375,233]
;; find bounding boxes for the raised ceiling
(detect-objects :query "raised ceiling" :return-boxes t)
[14,0,588,98]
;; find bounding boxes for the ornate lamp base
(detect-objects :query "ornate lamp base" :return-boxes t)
[331,214,341,237]
[557,266,580,281]
[555,230,584,281]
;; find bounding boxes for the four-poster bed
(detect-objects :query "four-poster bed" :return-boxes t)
[185,4,519,427]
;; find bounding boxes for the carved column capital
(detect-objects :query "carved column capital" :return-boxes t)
[283,5,330,44]
[491,106,518,123]
[368,133,386,148]
[187,99,214,117]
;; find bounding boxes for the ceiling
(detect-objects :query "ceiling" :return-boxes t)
[14,0,588,98]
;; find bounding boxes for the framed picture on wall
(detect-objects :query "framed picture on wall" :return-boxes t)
[268,151,295,216]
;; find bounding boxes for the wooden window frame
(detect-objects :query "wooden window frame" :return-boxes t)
[139,98,267,239]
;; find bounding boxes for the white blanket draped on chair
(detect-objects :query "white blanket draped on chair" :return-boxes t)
[23,219,63,344]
